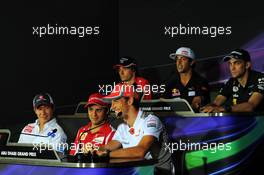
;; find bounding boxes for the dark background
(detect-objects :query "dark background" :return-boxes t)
[119,0,264,85]
[1,1,264,174]
[1,0,119,122]
[1,0,264,137]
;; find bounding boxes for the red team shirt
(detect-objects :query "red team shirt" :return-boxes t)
[133,77,152,100]
[69,122,115,155]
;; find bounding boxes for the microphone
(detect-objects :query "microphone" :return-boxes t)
[76,122,107,151]
[47,129,57,138]
[116,111,123,118]
[74,121,109,163]
[21,129,58,138]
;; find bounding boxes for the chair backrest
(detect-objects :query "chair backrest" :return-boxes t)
[0,129,11,145]
[140,98,195,116]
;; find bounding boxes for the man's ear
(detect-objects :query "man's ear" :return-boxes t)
[246,62,251,69]
[127,96,134,106]
[190,60,196,67]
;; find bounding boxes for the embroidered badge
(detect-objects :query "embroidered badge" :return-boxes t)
[172,88,180,97]
[129,127,135,135]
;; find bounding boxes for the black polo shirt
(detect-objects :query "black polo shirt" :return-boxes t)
[219,70,264,111]
[163,71,210,106]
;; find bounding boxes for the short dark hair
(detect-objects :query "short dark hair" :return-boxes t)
[124,96,140,109]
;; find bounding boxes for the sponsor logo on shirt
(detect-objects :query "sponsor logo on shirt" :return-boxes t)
[233,86,239,92]
[134,129,141,137]
[188,91,195,96]
[232,98,237,105]
[172,88,180,97]
[257,85,264,91]
[147,118,157,128]
[129,127,135,135]
[233,94,239,98]
[93,136,105,144]
[80,132,88,141]
[23,125,34,133]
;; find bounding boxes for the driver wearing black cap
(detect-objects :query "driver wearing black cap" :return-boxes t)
[202,49,264,113]
[113,57,152,101]
[18,93,67,153]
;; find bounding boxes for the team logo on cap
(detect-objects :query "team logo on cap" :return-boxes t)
[38,95,47,101]
[120,57,128,64]
[231,51,242,55]
[181,50,189,55]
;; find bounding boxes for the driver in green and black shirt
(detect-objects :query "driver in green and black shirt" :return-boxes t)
[202,49,264,113]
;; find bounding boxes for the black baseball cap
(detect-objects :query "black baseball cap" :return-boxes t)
[33,93,54,109]
[223,49,251,62]
[113,57,137,69]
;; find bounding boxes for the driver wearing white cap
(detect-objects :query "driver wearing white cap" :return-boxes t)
[163,47,210,112]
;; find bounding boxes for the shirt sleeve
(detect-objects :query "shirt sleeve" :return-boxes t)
[252,76,264,94]
[218,79,232,98]
[143,115,163,140]
[18,133,25,143]
[196,79,210,96]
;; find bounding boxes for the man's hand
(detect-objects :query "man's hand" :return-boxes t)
[81,143,96,154]
[96,149,110,157]
[192,96,202,112]
[201,104,225,113]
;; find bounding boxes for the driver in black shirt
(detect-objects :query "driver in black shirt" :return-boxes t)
[163,47,210,112]
[202,49,264,113]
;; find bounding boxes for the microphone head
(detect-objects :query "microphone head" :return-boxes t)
[47,129,58,137]
[116,111,123,119]
[53,129,57,133]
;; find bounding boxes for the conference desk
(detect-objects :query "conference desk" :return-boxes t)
[2,98,264,175]
[0,156,155,175]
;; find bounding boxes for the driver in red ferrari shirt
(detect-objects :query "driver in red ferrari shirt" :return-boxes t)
[69,93,115,155]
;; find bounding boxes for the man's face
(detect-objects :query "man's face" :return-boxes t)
[176,55,192,73]
[88,104,107,126]
[34,105,53,124]
[228,58,248,79]
[117,66,135,82]
[111,97,129,119]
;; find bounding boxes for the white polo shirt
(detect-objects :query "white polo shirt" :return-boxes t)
[113,110,164,159]
[18,118,67,153]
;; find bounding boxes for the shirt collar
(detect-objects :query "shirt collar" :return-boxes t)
[35,118,56,131]
[85,121,108,134]
[233,70,252,88]
[132,110,143,128]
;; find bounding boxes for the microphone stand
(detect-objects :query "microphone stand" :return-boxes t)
[74,122,107,163]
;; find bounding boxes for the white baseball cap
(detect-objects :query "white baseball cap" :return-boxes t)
[169,47,195,60]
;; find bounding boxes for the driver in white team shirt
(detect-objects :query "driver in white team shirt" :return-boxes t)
[97,84,173,175]
[18,93,67,153]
